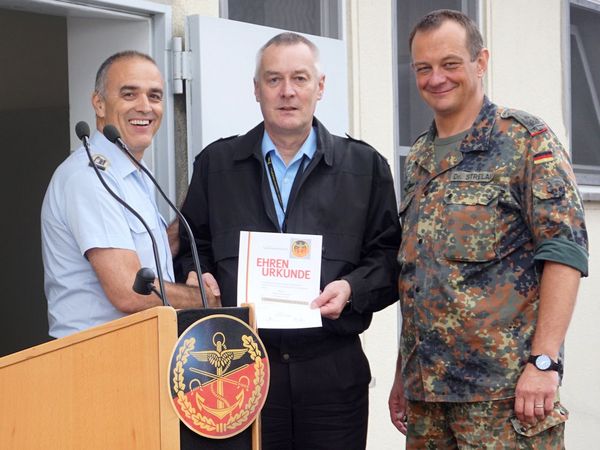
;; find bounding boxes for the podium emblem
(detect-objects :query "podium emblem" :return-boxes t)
[168,314,269,439]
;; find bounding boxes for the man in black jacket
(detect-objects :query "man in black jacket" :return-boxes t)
[178,32,400,450]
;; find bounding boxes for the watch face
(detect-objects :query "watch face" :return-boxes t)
[536,354,552,370]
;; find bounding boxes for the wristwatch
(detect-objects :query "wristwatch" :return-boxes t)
[528,354,563,375]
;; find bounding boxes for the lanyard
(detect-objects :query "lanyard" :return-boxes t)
[265,152,307,231]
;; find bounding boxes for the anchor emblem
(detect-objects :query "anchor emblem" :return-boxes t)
[168,314,270,438]
[189,332,249,419]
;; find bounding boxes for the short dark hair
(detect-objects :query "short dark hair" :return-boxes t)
[254,32,321,79]
[94,50,157,96]
[408,9,484,61]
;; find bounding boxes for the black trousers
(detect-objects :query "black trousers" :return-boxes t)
[261,336,370,450]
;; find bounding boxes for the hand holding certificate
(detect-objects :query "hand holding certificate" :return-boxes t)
[237,231,323,329]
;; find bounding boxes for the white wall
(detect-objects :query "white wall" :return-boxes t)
[345,1,404,449]
[563,201,600,447]
[484,0,568,143]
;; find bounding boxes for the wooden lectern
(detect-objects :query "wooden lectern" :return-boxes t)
[0,306,260,450]
[0,307,179,449]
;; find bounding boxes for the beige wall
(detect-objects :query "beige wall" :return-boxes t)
[169,0,219,35]
[345,2,404,448]
[563,200,600,448]
[484,0,568,143]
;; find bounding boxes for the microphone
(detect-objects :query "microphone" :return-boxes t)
[102,125,125,150]
[103,124,209,308]
[75,121,169,306]
[75,121,91,146]
[133,267,162,299]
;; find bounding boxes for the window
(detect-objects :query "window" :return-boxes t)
[394,0,478,192]
[222,0,341,39]
[570,1,600,185]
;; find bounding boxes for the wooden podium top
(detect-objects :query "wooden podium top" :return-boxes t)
[0,306,180,450]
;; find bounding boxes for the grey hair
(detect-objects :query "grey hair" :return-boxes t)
[254,32,322,80]
[94,50,157,97]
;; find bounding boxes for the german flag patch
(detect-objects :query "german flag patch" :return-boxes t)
[533,151,554,165]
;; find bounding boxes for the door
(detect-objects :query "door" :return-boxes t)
[0,0,173,356]
[0,8,70,355]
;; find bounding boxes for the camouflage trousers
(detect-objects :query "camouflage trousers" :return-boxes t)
[406,398,568,449]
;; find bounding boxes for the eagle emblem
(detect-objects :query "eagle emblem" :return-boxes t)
[168,314,269,439]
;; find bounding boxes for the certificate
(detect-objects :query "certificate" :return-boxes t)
[237,231,323,329]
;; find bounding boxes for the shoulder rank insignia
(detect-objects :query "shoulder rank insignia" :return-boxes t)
[214,134,239,144]
[89,154,109,171]
[533,150,554,165]
[345,133,375,149]
[500,109,548,137]
[168,314,269,439]
[412,129,429,145]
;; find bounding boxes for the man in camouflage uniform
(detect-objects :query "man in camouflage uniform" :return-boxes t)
[388,9,588,449]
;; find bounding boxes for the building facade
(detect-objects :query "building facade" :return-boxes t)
[0,0,597,447]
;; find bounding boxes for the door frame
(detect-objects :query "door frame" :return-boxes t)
[0,0,176,213]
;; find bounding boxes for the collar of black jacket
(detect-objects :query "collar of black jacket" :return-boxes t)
[232,116,335,167]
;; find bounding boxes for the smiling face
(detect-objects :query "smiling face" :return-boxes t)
[254,42,324,141]
[92,56,164,157]
[411,19,488,125]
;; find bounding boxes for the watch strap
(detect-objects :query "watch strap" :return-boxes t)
[528,354,563,375]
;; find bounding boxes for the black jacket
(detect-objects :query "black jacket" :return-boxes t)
[178,118,400,357]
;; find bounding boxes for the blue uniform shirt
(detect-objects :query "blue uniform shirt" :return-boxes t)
[41,131,174,338]
[261,127,317,229]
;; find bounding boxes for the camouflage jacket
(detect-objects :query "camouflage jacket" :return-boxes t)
[398,97,588,402]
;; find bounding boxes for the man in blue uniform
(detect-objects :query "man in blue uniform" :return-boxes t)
[42,51,213,339]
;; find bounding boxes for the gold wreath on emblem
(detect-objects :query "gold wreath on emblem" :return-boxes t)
[172,333,266,434]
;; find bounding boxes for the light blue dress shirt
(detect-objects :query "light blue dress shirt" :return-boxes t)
[41,131,174,338]
[261,127,317,229]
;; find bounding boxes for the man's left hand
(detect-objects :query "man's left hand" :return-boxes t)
[514,363,559,424]
[310,280,351,320]
[186,271,222,308]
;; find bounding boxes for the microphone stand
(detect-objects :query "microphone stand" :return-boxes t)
[76,122,170,306]
[103,125,209,308]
